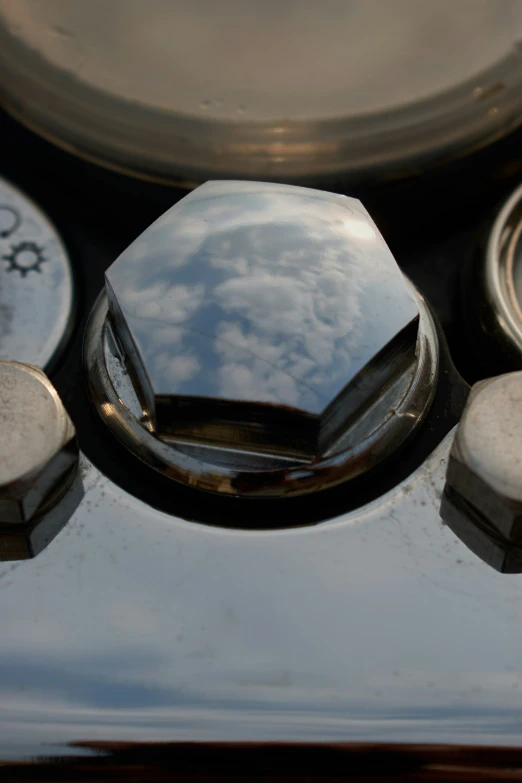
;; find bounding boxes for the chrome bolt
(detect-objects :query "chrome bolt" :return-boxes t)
[0,361,78,523]
[86,181,438,497]
[443,372,522,562]
[105,181,421,457]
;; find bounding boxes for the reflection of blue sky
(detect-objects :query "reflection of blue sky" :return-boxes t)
[106,182,417,414]
[3,436,522,757]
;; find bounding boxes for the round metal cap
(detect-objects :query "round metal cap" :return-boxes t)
[2,1,522,184]
[441,371,522,572]
[0,361,78,523]
[85,181,438,497]
[455,374,522,506]
[0,176,74,370]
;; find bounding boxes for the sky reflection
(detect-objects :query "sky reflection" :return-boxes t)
[107,182,418,421]
[2,437,522,757]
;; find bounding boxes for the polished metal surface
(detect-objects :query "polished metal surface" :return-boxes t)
[442,372,522,571]
[0,362,78,523]
[87,181,438,497]
[0,176,74,370]
[105,182,419,441]
[5,432,522,758]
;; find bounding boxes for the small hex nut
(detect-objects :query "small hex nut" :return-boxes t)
[440,489,522,574]
[0,467,84,561]
[0,362,78,523]
[445,372,522,542]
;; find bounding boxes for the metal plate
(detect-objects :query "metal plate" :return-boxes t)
[0,177,73,369]
[3,432,522,759]
[2,1,522,183]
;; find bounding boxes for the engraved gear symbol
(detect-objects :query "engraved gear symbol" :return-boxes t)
[2,242,46,277]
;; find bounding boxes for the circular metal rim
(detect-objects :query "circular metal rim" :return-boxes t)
[485,181,522,358]
[0,175,75,373]
[84,285,439,498]
[2,31,522,186]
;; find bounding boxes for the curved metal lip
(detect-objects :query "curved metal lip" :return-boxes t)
[0,175,75,373]
[485,181,522,356]
[2,35,522,185]
[84,286,438,498]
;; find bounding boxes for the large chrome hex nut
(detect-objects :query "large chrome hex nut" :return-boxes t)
[0,362,78,523]
[105,181,419,461]
[445,372,522,543]
[87,181,438,497]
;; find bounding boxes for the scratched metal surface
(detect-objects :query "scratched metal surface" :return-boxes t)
[1,431,522,760]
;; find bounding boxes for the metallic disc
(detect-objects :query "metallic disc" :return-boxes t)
[0,176,74,370]
[0,361,78,523]
[2,1,522,184]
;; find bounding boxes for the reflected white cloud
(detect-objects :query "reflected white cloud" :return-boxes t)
[344,218,376,240]
[152,352,201,391]
[124,282,205,325]
[123,218,208,269]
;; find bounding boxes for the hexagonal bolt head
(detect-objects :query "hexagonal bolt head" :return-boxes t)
[105,181,419,461]
[0,362,78,524]
[444,372,522,546]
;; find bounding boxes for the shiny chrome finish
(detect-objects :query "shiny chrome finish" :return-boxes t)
[104,182,420,458]
[86,182,438,497]
[0,362,78,523]
[442,372,522,571]
[0,176,74,371]
[5,432,522,755]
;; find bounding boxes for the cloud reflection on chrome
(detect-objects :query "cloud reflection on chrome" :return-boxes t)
[106,181,418,416]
